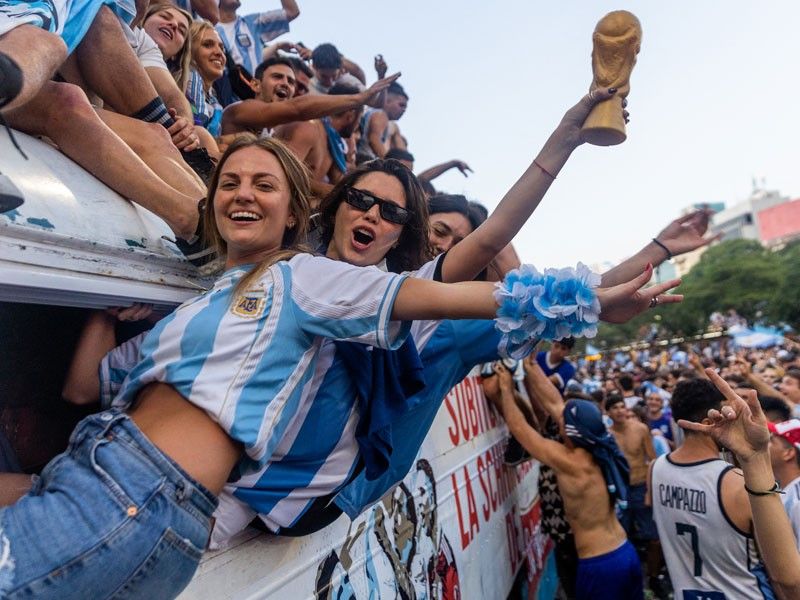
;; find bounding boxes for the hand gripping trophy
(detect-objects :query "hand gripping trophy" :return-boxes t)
[581,10,642,146]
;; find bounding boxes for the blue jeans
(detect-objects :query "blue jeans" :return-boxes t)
[0,410,217,599]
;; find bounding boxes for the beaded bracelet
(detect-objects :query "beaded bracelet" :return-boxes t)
[494,263,601,359]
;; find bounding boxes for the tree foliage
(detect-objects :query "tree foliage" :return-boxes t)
[769,240,800,329]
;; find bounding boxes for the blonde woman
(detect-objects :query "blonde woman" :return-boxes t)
[186,21,226,138]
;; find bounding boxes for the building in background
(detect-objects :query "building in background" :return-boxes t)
[710,186,787,242]
[756,198,800,248]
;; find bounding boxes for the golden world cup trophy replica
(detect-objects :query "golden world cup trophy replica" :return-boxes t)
[581,10,642,146]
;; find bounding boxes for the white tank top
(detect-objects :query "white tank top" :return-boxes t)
[651,454,776,600]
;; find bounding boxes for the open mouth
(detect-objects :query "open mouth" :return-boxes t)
[352,227,374,249]
[211,58,224,69]
[230,211,262,223]
[159,27,174,41]
[274,88,290,100]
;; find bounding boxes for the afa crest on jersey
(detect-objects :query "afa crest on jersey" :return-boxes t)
[231,287,268,319]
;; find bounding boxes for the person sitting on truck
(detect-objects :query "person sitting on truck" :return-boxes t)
[220,56,398,140]
[185,21,227,138]
[2,1,226,265]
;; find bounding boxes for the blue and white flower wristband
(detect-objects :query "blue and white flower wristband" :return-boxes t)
[494,263,601,359]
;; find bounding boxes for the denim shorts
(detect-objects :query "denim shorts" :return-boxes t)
[0,410,217,599]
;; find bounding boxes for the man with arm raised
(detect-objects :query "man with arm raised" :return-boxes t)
[221,57,397,138]
[489,361,642,600]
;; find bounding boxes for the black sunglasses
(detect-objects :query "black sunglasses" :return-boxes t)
[344,186,411,225]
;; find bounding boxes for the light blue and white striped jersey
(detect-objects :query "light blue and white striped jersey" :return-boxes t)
[210,257,442,539]
[215,9,289,75]
[210,259,535,542]
[109,253,409,479]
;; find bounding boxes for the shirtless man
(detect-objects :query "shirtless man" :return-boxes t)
[356,81,408,162]
[221,56,396,139]
[607,396,662,593]
[491,362,641,600]
[274,82,362,187]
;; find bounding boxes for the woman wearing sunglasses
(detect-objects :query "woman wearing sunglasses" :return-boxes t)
[207,91,710,548]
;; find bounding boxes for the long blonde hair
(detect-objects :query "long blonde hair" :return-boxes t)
[202,135,313,293]
[144,2,193,92]
[189,20,223,89]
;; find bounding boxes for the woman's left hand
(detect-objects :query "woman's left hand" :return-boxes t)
[653,209,721,258]
[597,264,682,324]
[548,89,629,150]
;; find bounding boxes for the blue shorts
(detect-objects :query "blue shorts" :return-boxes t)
[60,0,134,53]
[619,483,659,541]
[0,0,69,39]
[576,539,643,600]
[0,410,217,599]
[0,0,133,53]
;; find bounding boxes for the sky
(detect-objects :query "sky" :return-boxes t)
[239,0,800,268]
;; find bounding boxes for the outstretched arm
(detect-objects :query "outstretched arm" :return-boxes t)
[492,363,576,472]
[679,369,800,599]
[417,159,472,184]
[223,74,399,134]
[735,357,793,410]
[522,355,566,423]
[62,305,152,405]
[439,90,621,283]
[392,264,681,329]
[601,209,719,287]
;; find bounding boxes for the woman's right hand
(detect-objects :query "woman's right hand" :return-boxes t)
[596,264,682,324]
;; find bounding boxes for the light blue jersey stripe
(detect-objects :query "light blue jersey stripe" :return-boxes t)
[108,255,408,482]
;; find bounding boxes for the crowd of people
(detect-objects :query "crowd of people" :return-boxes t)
[1,1,798,599]
[482,336,800,598]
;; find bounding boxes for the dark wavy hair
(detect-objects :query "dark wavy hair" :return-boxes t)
[317,159,431,273]
[671,378,725,429]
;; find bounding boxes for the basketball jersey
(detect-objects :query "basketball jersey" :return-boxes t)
[651,455,776,600]
[781,475,800,551]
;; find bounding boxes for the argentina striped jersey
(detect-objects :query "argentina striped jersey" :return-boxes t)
[211,257,442,538]
[109,253,409,479]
